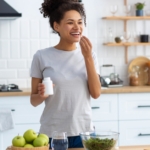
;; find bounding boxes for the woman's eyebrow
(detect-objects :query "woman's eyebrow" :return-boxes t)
[66,19,82,21]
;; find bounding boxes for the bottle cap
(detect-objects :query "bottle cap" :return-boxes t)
[44,77,51,81]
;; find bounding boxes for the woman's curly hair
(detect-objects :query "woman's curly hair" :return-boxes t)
[40,0,86,33]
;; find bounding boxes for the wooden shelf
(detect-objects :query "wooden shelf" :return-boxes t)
[102,16,150,20]
[103,42,150,46]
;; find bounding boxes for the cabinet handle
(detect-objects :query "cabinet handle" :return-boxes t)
[138,133,150,136]
[138,105,150,108]
[91,107,100,109]
[11,109,15,111]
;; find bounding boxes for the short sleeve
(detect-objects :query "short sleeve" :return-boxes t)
[92,51,100,75]
[30,51,43,79]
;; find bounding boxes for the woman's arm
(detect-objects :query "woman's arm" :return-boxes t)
[80,36,101,99]
[30,77,49,107]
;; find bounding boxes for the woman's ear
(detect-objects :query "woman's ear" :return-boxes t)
[53,22,59,32]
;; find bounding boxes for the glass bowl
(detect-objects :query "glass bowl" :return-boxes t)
[80,131,119,150]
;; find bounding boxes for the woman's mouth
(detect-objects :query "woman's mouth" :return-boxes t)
[70,32,81,38]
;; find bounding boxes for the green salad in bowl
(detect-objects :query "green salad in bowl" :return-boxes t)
[80,131,119,150]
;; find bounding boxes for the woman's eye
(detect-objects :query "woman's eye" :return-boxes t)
[78,22,83,24]
[68,22,73,24]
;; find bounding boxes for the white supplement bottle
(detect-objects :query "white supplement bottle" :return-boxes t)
[42,77,53,96]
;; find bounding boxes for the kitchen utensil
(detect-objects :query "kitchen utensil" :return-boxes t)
[80,131,119,150]
[0,84,22,92]
[128,56,150,85]
[100,64,115,76]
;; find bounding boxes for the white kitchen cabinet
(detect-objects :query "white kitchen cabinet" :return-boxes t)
[91,94,119,133]
[118,93,150,146]
[0,96,45,150]
[92,93,150,146]
[91,94,118,121]
[118,93,150,120]
[119,120,150,146]
[1,92,150,149]
[0,96,44,124]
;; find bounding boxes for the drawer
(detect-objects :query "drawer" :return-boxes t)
[93,121,118,132]
[91,94,118,121]
[119,120,150,146]
[119,93,150,120]
[0,96,44,124]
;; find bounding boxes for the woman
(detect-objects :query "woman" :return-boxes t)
[30,0,101,148]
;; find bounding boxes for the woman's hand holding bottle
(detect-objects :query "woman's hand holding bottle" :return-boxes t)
[38,83,49,99]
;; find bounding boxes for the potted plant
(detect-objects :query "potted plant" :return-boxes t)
[135,2,145,16]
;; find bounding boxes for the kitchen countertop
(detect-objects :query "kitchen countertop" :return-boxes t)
[7,145,150,150]
[0,86,150,97]
[101,85,150,94]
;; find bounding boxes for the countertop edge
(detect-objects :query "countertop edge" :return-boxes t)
[0,86,150,96]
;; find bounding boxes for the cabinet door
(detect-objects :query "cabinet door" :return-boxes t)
[119,120,150,146]
[0,96,45,124]
[93,121,118,132]
[91,94,118,121]
[0,124,40,150]
[118,93,150,120]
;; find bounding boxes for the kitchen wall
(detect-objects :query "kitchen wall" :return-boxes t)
[0,0,150,88]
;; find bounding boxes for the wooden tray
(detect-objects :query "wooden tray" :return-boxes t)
[128,56,150,86]
[7,145,49,150]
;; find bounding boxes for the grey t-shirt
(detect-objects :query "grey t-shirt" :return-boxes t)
[30,46,99,137]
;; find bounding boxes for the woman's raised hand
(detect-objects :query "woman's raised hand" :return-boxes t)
[79,36,92,58]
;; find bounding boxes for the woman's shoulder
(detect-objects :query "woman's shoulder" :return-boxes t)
[37,47,54,54]
[33,47,55,58]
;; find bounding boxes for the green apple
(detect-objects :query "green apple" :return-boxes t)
[23,129,37,143]
[33,137,47,147]
[12,135,26,147]
[24,144,34,148]
[38,133,49,145]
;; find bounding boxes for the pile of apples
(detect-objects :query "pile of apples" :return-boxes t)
[12,129,49,148]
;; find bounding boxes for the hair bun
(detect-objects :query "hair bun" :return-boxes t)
[40,0,76,17]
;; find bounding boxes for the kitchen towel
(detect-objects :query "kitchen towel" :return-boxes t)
[0,108,15,131]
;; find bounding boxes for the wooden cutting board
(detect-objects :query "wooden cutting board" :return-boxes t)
[128,56,150,86]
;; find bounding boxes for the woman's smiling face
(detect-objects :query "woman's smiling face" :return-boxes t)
[54,10,84,43]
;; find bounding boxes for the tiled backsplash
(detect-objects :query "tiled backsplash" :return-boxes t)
[0,0,150,88]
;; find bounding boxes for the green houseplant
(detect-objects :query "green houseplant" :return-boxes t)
[135,2,145,16]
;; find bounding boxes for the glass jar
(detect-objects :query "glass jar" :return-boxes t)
[147,62,150,85]
[129,65,140,86]
[129,72,139,86]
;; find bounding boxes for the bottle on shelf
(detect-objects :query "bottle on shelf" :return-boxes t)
[108,27,114,43]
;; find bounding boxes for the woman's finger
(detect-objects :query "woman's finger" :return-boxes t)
[83,36,92,48]
[81,37,91,50]
[79,40,86,51]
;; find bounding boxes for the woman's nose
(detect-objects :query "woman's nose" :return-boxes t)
[73,23,79,29]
